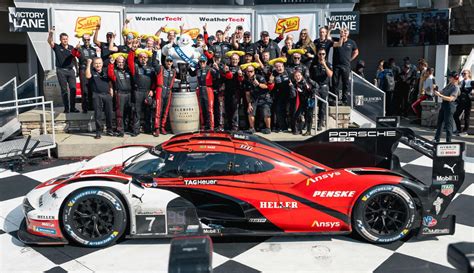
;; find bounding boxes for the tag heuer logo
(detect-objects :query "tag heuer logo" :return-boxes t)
[441,184,454,196]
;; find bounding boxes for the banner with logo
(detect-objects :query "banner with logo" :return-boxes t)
[54,10,122,45]
[326,11,359,34]
[352,74,385,121]
[256,13,317,46]
[127,13,252,40]
[9,7,48,32]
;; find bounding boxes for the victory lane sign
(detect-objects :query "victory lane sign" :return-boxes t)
[326,11,359,34]
[9,7,48,32]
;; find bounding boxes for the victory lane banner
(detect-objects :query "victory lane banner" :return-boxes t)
[326,11,359,34]
[128,13,251,40]
[9,7,48,32]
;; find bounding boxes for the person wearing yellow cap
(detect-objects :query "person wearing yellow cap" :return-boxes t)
[268,58,291,133]
[287,52,309,79]
[72,33,98,114]
[127,40,160,136]
[243,65,274,134]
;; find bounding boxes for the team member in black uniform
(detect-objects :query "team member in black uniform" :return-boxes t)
[290,69,318,135]
[47,28,78,113]
[223,53,244,131]
[72,34,97,113]
[434,72,460,143]
[286,52,309,78]
[85,57,114,139]
[310,48,333,130]
[154,56,177,136]
[243,65,274,134]
[208,28,232,64]
[454,70,473,134]
[93,24,116,66]
[255,31,283,60]
[189,55,220,131]
[295,29,317,67]
[332,28,359,105]
[127,44,158,136]
[108,54,132,137]
[269,59,291,132]
[313,26,333,59]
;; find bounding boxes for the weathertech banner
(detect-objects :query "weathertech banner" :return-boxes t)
[257,13,317,46]
[9,7,48,32]
[53,10,121,45]
[128,13,252,40]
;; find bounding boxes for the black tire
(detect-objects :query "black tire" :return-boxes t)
[352,185,416,243]
[62,188,127,247]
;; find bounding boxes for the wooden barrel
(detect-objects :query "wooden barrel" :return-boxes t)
[169,92,200,134]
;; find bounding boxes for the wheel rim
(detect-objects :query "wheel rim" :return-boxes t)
[363,193,409,236]
[72,197,115,239]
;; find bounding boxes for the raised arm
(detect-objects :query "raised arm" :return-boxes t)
[47,28,55,48]
[93,24,101,47]
[85,59,93,79]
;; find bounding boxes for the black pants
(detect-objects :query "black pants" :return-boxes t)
[78,69,92,112]
[274,94,289,131]
[317,85,329,124]
[435,102,456,142]
[225,92,240,130]
[115,92,132,133]
[133,90,152,134]
[385,91,394,116]
[332,65,351,104]
[56,68,77,112]
[93,92,113,132]
[454,94,472,132]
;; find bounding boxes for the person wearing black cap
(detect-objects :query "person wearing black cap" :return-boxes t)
[93,24,116,66]
[86,57,114,139]
[255,30,283,60]
[310,48,333,131]
[47,28,79,113]
[232,31,256,54]
[72,34,97,114]
[153,55,177,136]
[189,55,220,131]
[434,72,460,142]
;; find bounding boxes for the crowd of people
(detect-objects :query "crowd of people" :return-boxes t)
[370,56,473,141]
[47,20,359,138]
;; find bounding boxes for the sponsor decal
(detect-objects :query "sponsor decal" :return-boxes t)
[88,231,119,246]
[97,191,122,211]
[41,222,55,228]
[239,144,253,151]
[311,221,340,229]
[99,166,114,173]
[168,226,185,234]
[422,216,437,227]
[37,215,55,220]
[312,191,355,198]
[259,201,298,209]
[203,228,221,234]
[184,179,218,185]
[329,130,396,143]
[443,163,457,174]
[422,227,450,235]
[433,197,444,215]
[136,208,165,216]
[441,184,454,196]
[233,134,249,140]
[275,16,300,34]
[436,144,461,157]
[134,16,183,22]
[186,225,199,233]
[249,218,267,223]
[199,145,216,149]
[34,226,56,235]
[306,172,341,186]
[75,16,101,34]
[435,175,459,184]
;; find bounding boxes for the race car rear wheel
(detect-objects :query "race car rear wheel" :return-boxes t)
[61,188,127,247]
[352,185,416,243]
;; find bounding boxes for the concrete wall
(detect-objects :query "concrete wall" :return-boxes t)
[0,11,36,85]
[351,13,436,83]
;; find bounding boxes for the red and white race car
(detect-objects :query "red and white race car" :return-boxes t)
[18,127,465,247]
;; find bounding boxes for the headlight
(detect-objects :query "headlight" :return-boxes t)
[22,198,34,215]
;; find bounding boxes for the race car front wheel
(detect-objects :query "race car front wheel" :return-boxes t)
[352,185,416,243]
[62,188,127,247]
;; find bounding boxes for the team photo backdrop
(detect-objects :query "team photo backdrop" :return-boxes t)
[127,13,252,40]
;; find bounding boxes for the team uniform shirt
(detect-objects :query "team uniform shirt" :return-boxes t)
[441,83,460,104]
[314,38,334,56]
[89,69,110,94]
[72,45,97,70]
[53,44,75,69]
[333,38,358,67]
[310,61,332,86]
[244,75,272,105]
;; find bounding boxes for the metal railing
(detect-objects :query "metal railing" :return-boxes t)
[0,96,56,158]
[328,90,339,125]
[312,93,329,135]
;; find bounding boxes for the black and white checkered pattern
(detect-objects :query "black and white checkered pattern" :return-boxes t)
[0,146,472,273]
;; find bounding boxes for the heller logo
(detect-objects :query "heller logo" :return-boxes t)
[443,163,456,174]
[306,172,341,186]
[313,191,355,198]
[311,221,340,228]
[275,16,300,34]
[259,201,298,209]
[441,184,454,196]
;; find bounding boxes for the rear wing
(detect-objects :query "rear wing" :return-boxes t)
[280,118,465,236]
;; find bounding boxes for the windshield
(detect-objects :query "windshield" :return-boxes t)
[123,148,171,176]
